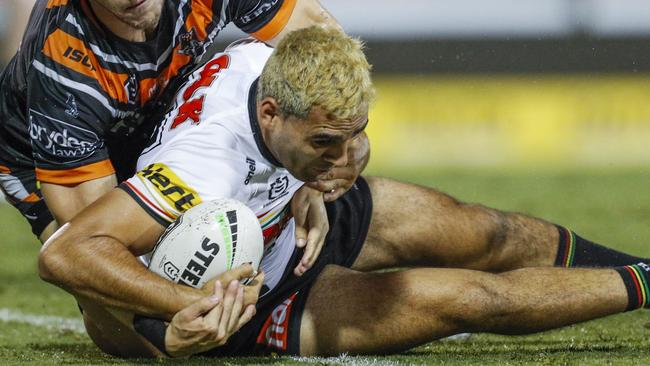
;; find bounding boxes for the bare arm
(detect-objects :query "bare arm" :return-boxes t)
[265,0,342,47]
[39,175,118,241]
[38,188,204,320]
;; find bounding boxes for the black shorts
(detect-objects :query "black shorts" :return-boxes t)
[201,177,373,357]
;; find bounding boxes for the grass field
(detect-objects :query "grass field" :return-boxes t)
[2,167,650,365]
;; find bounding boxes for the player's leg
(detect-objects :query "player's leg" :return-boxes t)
[299,263,648,356]
[78,297,159,358]
[353,176,648,272]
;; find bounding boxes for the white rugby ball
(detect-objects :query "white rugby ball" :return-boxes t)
[148,199,263,288]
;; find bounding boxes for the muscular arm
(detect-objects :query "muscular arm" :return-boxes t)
[265,0,342,47]
[39,175,118,241]
[38,188,204,320]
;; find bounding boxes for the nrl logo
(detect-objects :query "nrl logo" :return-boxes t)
[177,28,205,58]
[163,261,180,281]
[268,176,289,200]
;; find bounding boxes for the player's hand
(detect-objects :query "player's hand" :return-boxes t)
[307,132,370,202]
[165,280,257,357]
[291,186,329,276]
[201,264,265,307]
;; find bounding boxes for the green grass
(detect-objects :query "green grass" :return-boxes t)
[2,167,650,365]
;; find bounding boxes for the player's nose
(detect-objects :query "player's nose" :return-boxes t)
[323,141,349,167]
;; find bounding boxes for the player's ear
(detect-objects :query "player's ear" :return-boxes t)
[257,97,282,129]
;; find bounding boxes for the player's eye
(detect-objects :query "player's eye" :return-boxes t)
[311,136,335,147]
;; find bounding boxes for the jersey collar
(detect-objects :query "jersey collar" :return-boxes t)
[248,78,283,167]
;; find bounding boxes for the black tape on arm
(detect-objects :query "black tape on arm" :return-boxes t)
[132,314,170,356]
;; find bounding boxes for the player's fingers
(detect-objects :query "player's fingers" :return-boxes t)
[305,224,326,266]
[323,187,346,202]
[219,263,254,284]
[292,186,318,249]
[227,285,245,332]
[176,284,221,322]
[203,280,224,326]
[294,225,308,249]
[244,271,265,306]
[306,180,334,193]
[217,280,239,340]
[309,178,351,199]
[291,189,310,223]
[236,304,257,330]
[296,223,325,275]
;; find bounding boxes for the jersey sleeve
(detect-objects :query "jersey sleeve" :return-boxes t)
[26,65,115,185]
[227,0,297,42]
[119,128,242,227]
[19,1,117,185]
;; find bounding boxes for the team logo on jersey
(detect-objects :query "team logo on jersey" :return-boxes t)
[124,73,139,106]
[137,163,202,213]
[64,94,79,118]
[268,176,289,200]
[177,28,204,58]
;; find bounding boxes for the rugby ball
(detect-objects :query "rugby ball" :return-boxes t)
[148,199,263,288]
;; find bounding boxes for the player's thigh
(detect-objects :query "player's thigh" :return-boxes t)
[299,265,483,356]
[353,176,503,271]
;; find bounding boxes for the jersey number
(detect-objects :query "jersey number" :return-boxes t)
[171,55,230,129]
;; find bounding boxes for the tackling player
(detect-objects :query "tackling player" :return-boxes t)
[39,27,650,358]
[0,0,357,276]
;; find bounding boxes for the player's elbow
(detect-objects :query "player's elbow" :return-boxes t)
[38,230,75,287]
[38,243,63,285]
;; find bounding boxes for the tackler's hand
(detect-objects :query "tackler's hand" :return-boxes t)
[307,132,370,202]
[292,186,329,276]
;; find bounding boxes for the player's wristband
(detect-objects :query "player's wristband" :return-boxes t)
[132,314,170,356]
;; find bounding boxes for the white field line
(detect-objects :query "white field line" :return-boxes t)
[0,308,85,333]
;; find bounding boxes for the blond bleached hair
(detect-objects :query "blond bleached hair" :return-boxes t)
[258,26,374,120]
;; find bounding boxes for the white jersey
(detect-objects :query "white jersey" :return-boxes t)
[123,40,303,295]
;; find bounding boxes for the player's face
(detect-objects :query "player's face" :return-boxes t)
[90,0,164,31]
[269,107,369,182]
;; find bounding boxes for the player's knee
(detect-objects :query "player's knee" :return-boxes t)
[463,203,509,263]
[441,279,514,331]
[37,240,65,284]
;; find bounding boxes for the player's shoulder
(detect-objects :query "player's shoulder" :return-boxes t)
[157,39,268,133]
[223,38,274,74]
[19,0,72,57]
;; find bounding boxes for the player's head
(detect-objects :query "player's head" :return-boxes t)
[257,26,375,182]
[89,0,164,32]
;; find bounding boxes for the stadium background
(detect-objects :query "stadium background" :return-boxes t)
[1,1,650,364]
[1,0,650,173]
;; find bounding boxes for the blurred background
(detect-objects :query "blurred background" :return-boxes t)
[1,0,650,172]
